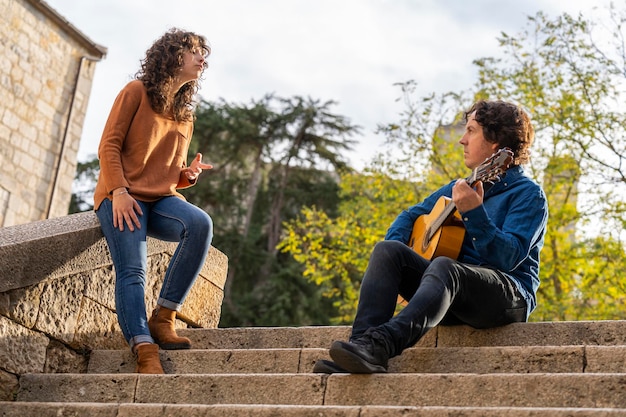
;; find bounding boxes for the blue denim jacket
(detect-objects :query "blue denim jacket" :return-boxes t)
[385,165,548,316]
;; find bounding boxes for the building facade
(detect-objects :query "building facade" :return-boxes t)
[0,0,106,226]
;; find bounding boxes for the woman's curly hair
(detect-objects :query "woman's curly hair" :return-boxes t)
[464,100,534,165]
[136,28,210,122]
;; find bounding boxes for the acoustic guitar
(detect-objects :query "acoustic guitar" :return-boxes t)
[408,148,514,260]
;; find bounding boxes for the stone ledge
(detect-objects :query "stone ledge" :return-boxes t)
[0,211,228,380]
[0,211,228,294]
[0,212,105,293]
[173,321,626,349]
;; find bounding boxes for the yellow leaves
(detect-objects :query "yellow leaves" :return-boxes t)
[535,230,626,321]
[278,170,417,323]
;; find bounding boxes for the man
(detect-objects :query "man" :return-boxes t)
[315,100,548,373]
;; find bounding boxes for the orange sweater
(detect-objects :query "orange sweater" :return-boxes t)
[93,80,196,210]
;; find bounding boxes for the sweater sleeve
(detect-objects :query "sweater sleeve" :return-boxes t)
[97,81,142,194]
[176,122,197,189]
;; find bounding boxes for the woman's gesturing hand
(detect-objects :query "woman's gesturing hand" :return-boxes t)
[182,153,213,181]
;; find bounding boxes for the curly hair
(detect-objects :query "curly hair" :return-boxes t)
[464,100,534,165]
[136,28,210,122]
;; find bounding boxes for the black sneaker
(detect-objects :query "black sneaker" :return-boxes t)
[329,328,390,373]
[312,359,347,374]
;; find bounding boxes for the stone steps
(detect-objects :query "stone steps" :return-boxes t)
[3,321,626,415]
[9,373,626,407]
[176,321,626,348]
[87,345,626,374]
[2,402,626,416]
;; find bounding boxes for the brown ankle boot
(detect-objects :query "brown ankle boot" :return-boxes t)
[134,343,164,374]
[148,306,192,350]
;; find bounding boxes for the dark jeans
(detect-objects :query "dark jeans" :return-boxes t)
[352,240,527,357]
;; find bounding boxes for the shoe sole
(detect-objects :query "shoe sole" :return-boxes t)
[329,341,387,374]
[312,359,347,374]
[156,342,191,350]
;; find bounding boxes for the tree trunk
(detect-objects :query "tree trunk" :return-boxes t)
[223,144,265,310]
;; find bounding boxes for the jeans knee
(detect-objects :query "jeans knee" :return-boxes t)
[190,210,213,242]
[371,240,407,262]
[200,211,213,234]
[426,257,460,290]
[429,256,456,271]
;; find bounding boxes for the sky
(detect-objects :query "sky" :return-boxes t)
[45,0,605,170]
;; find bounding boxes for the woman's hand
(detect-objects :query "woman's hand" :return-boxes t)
[182,153,213,181]
[112,188,143,232]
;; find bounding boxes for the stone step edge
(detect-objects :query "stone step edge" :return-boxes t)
[178,321,626,348]
[16,373,626,408]
[1,401,626,417]
[89,344,626,354]
[86,345,626,375]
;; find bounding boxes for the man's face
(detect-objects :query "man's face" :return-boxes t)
[459,111,499,170]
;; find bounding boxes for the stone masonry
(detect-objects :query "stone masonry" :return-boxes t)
[0,0,106,227]
[0,211,229,400]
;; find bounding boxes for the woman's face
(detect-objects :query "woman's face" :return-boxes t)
[178,46,209,83]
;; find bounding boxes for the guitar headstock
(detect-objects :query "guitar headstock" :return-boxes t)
[467,148,514,186]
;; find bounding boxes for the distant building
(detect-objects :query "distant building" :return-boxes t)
[0,0,106,226]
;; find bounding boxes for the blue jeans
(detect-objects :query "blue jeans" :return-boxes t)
[96,196,213,351]
[352,240,527,357]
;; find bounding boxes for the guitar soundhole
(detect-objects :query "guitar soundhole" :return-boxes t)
[421,227,431,252]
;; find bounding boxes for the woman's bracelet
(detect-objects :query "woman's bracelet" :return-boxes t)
[114,190,128,196]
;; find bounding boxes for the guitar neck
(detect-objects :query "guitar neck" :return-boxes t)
[466,166,479,186]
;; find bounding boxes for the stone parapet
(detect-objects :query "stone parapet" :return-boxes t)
[0,211,228,399]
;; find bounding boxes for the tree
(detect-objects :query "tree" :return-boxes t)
[280,5,626,322]
[473,6,626,319]
[261,96,358,284]
[279,169,421,323]
[280,88,471,323]
[185,95,289,310]
[69,156,99,213]
[183,94,360,326]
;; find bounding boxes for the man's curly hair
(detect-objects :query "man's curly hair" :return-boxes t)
[136,28,210,122]
[464,100,534,165]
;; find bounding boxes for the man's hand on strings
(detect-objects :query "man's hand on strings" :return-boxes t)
[452,179,484,213]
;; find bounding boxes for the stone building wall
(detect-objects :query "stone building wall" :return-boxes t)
[0,0,106,227]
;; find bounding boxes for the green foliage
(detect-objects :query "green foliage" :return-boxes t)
[280,5,626,323]
[279,170,422,323]
[182,94,359,327]
[472,6,626,320]
[70,5,626,325]
[279,85,474,323]
[69,156,99,213]
[375,82,470,182]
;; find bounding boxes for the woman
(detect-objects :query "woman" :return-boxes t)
[94,28,213,374]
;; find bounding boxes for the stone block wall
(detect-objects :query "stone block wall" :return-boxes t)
[0,211,228,400]
[0,0,106,226]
